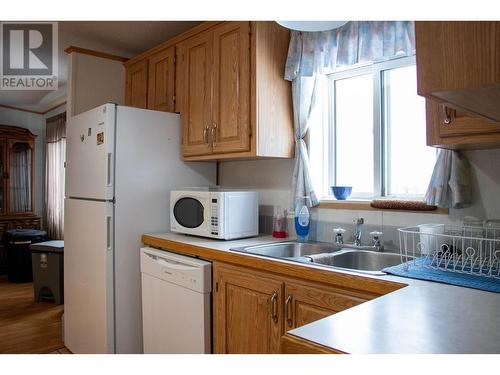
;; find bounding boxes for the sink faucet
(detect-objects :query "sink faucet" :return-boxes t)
[354,218,364,246]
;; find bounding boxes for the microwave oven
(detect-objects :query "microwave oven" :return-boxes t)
[170,189,259,240]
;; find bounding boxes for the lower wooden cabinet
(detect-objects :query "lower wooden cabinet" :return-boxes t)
[280,334,343,354]
[283,280,372,332]
[213,262,376,354]
[213,262,283,354]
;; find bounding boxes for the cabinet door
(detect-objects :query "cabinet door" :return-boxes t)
[283,280,370,332]
[211,22,251,154]
[125,59,148,109]
[416,22,500,123]
[416,22,500,96]
[425,99,500,149]
[147,47,175,112]
[213,263,284,354]
[178,32,213,156]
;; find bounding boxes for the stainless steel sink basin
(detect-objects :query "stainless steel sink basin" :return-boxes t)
[231,241,335,259]
[231,241,410,275]
[306,249,408,275]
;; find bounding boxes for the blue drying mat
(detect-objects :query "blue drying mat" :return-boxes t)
[383,257,500,293]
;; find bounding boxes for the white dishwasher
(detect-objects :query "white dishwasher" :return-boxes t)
[140,247,212,354]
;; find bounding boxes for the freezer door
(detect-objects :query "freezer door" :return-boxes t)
[64,198,115,354]
[66,103,115,200]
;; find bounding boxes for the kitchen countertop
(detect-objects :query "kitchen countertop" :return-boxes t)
[142,232,500,354]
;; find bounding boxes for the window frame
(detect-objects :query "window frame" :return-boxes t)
[325,55,423,200]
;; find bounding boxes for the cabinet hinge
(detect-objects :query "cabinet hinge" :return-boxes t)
[173,95,176,103]
[173,55,177,65]
[215,281,219,292]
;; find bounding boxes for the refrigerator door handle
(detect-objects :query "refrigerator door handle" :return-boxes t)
[106,153,112,186]
[106,216,112,250]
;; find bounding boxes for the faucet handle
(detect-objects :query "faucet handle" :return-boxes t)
[333,227,346,244]
[369,231,383,249]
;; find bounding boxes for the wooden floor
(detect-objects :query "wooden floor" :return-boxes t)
[0,275,65,354]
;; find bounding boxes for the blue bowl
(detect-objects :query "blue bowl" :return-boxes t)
[330,186,352,200]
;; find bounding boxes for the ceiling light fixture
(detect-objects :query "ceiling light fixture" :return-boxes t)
[276,21,349,32]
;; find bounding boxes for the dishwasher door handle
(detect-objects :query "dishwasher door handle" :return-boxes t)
[144,253,201,271]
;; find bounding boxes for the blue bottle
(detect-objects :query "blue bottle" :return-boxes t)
[294,199,310,242]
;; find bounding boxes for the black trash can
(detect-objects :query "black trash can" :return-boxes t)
[30,241,64,304]
[3,229,48,282]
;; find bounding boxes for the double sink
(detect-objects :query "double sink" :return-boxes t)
[231,241,407,275]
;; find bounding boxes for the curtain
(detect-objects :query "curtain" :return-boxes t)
[425,150,471,209]
[10,143,32,212]
[291,75,321,209]
[285,21,416,80]
[45,112,66,239]
[285,21,416,208]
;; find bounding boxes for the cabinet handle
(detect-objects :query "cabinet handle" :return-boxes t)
[270,290,278,324]
[442,105,452,125]
[285,294,293,328]
[211,123,217,147]
[203,125,209,144]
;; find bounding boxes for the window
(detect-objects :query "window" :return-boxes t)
[310,56,436,200]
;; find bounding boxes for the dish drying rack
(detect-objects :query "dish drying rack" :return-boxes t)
[398,224,500,279]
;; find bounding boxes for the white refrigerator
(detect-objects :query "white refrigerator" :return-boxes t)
[64,103,216,354]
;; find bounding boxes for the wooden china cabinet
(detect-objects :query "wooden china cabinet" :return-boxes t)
[0,125,41,272]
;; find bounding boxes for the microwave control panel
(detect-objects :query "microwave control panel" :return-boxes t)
[210,198,219,236]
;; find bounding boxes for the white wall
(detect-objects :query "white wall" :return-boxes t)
[67,52,125,117]
[219,159,295,210]
[0,107,46,219]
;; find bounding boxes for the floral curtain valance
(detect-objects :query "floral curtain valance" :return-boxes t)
[285,21,416,81]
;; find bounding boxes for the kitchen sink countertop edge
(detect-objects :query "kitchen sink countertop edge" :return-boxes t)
[142,232,500,354]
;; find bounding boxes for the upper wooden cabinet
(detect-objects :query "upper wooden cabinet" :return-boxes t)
[125,21,294,161]
[176,30,214,157]
[125,47,175,112]
[177,22,251,157]
[177,21,293,160]
[416,22,500,149]
[211,22,251,155]
[125,59,148,109]
[426,99,500,150]
[148,47,175,112]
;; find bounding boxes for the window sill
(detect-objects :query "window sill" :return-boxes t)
[318,198,449,215]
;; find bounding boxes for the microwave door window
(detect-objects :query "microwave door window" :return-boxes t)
[174,198,205,228]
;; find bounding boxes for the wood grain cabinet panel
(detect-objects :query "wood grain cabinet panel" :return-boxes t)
[211,22,251,154]
[212,262,378,354]
[416,22,500,96]
[176,21,294,160]
[425,99,500,150]
[213,263,283,354]
[283,280,371,332]
[416,21,500,149]
[147,47,175,112]
[125,59,148,109]
[177,32,213,156]
[124,21,294,160]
